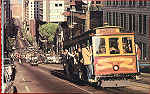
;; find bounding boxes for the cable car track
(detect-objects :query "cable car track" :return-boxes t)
[42,66,149,94]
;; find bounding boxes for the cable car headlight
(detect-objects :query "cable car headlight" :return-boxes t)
[113,65,119,71]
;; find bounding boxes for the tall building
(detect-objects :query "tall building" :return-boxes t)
[29,0,41,20]
[22,0,42,31]
[101,0,150,61]
[2,0,12,57]
[43,0,67,22]
[10,0,22,21]
[10,0,18,4]
[22,0,29,30]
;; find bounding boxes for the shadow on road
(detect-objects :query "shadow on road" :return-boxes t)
[12,68,16,81]
[50,70,88,86]
[13,86,17,93]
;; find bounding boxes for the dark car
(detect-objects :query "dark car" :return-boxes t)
[4,58,16,78]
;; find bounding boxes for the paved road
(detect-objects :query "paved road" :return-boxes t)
[14,62,150,94]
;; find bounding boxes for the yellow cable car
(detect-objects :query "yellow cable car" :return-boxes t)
[63,25,139,87]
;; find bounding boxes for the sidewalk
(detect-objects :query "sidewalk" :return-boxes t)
[141,73,150,77]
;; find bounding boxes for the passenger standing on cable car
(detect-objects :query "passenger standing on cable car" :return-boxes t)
[63,49,74,80]
[82,45,93,81]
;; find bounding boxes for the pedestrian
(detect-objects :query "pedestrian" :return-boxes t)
[135,44,141,73]
[135,44,141,79]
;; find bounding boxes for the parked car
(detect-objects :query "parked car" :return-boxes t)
[44,54,53,64]
[3,75,16,93]
[4,58,16,80]
[30,56,38,66]
[45,55,61,64]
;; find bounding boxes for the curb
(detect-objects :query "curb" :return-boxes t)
[141,73,150,77]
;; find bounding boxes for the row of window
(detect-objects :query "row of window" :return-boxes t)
[91,1,101,4]
[55,3,63,7]
[95,37,133,55]
[30,2,39,4]
[138,42,147,60]
[105,1,148,6]
[106,12,147,34]
[30,15,39,19]
[31,4,39,7]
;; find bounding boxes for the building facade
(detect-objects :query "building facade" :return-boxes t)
[10,0,22,21]
[101,0,150,61]
[43,0,67,22]
[29,0,41,20]
[22,0,29,30]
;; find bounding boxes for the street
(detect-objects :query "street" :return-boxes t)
[14,62,150,94]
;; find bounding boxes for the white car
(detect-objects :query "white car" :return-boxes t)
[4,58,15,80]
[31,56,38,66]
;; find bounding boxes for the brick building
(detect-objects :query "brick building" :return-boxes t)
[63,0,103,43]
[61,0,150,61]
[101,0,150,61]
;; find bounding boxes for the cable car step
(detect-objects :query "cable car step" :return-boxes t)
[101,80,130,87]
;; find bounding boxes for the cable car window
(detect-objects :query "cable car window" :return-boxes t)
[122,37,133,53]
[95,38,106,54]
[109,38,120,54]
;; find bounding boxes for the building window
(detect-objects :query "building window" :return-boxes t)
[113,1,115,5]
[133,14,135,31]
[143,43,147,60]
[116,1,118,5]
[143,15,147,34]
[116,12,119,26]
[139,42,147,60]
[133,1,135,6]
[121,1,123,5]
[123,1,126,5]
[108,1,111,6]
[129,0,132,6]
[91,1,94,4]
[59,4,62,6]
[129,14,132,31]
[138,15,142,34]
[112,12,115,26]
[139,0,143,6]
[120,13,123,27]
[109,12,112,25]
[143,1,147,6]
[124,13,127,30]
[106,12,109,23]
[96,1,101,4]
[55,4,58,7]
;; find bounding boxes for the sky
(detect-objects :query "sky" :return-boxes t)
[18,0,22,4]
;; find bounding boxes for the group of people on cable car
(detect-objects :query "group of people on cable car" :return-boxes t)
[61,44,95,82]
